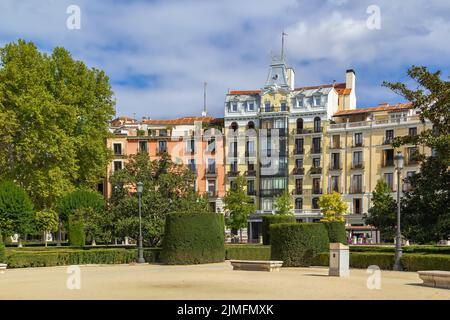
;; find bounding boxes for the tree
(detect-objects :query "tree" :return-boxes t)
[110,153,209,247]
[35,209,59,246]
[0,40,115,209]
[0,181,34,240]
[383,66,450,243]
[58,188,106,224]
[223,175,255,242]
[365,180,397,241]
[318,192,348,222]
[273,191,293,215]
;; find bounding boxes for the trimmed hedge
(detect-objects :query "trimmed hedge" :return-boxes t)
[270,223,329,267]
[322,222,347,244]
[161,212,225,265]
[350,245,450,255]
[401,254,450,271]
[4,247,162,268]
[350,252,394,270]
[225,245,271,261]
[262,215,296,245]
[68,213,85,247]
[0,238,5,263]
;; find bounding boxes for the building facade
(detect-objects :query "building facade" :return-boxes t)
[105,116,226,213]
[224,56,431,243]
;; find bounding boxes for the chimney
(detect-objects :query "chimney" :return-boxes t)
[345,69,355,89]
[287,67,295,90]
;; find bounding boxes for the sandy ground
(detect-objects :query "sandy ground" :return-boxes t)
[0,262,449,300]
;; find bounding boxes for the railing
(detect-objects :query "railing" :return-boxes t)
[330,144,341,149]
[291,189,303,195]
[247,190,257,196]
[245,170,256,177]
[293,167,305,175]
[205,168,217,176]
[259,189,285,197]
[227,170,239,177]
[262,106,290,113]
[311,147,322,154]
[349,186,364,194]
[353,142,364,147]
[312,188,323,195]
[310,167,322,175]
[330,164,341,170]
[329,116,423,130]
[294,148,304,155]
[383,138,394,145]
[351,163,365,170]
[293,209,322,216]
[156,149,167,155]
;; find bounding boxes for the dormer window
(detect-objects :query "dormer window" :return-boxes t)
[264,102,271,112]
[247,101,255,112]
[230,102,238,112]
[297,97,303,108]
[280,102,287,111]
[313,95,321,107]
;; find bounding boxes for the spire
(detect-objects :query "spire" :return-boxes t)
[281,31,288,61]
[202,82,207,117]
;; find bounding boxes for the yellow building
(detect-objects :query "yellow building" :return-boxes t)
[223,56,431,243]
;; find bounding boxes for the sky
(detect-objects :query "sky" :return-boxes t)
[0,0,449,119]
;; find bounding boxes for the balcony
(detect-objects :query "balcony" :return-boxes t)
[314,127,323,133]
[351,163,365,170]
[247,190,257,196]
[205,167,217,177]
[310,167,322,175]
[294,148,304,155]
[329,164,342,171]
[311,147,322,155]
[292,189,303,196]
[293,167,305,175]
[349,186,364,194]
[259,189,285,197]
[266,128,288,137]
[383,138,394,145]
[312,188,323,195]
[245,170,257,177]
[156,148,167,155]
[262,106,290,113]
[353,142,364,148]
[227,170,239,178]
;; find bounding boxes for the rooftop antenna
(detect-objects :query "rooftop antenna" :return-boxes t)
[202,82,207,117]
[281,31,288,61]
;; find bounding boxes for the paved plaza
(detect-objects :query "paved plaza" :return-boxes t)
[0,262,449,300]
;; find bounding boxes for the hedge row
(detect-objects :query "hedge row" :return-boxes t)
[350,245,450,255]
[4,248,161,268]
[270,223,329,267]
[323,222,347,244]
[261,215,296,245]
[225,245,271,261]
[161,212,225,265]
[0,239,5,263]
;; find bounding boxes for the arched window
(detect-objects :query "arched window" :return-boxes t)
[247,121,255,130]
[296,118,304,134]
[314,117,321,133]
[230,122,238,131]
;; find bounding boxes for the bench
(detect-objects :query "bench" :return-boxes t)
[418,271,450,289]
[0,264,6,274]
[229,260,283,272]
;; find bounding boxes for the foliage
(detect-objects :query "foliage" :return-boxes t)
[110,153,210,247]
[350,245,450,255]
[0,236,4,263]
[318,192,348,222]
[161,212,225,265]
[225,245,271,261]
[35,209,59,246]
[0,40,115,209]
[384,66,450,243]
[365,180,397,241]
[322,221,347,244]
[223,175,255,241]
[261,215,296,245]
[270,223,329,267]
[0,181,34,237]
[273,191,293,215]
[400,254,450,271]
[68,209,85,247]
[58,188,105,223]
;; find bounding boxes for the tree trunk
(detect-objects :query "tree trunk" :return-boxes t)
[44,232,47,247]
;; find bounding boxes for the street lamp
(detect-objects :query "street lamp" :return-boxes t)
[136,181,145,264]
[394,151,404,271]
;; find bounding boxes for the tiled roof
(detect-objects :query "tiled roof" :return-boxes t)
[294,82,346,91]
[142,116,218,125]
[228,90,261,95]
[333,103,413,116]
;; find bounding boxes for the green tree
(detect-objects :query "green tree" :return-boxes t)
[384,66,450,243]
[273,191,293,215]
[0,181,34,241]
[365,180,397,241]
[110,153,209,247]
[223,175,255,242]
[318,192,348,222]
[35,209,59,246]
[0,40,115,209]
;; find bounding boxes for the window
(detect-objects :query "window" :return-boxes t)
[247,101,255,112]
[313,157,321,168]
[312,197,320,209]
[312,178,321,194]
[188,159,196,172]
[409,127,417,137]
[186,139,195,153]
[354,133,363,146]
[314,117,321,132]
[313,95,321,106]
[113,161,122,172]
[264,102,271,112]
[295,138,304,154]
[207,159,216,174]
[280,102,287,111]
[331,153,340,170]
[353,151,363,167]
[331,176,340,193]
[332,135,340,149]
[295,158,303,169]
[385,130,394,144]
[158,140,167,153]
[247,180,255,195]
[295,198,303,210]
[384,173,394,191]
[230,161,238,172]
[262,198,273,211]
[139,141,147,153]
[159,129,168,137]
[207,180,216,196]
[352,174,362,193]
[312,137,321,153]
[295,179,303,194]
[113,143,122,155]
[353,199,362,215]
[384,149,394,166]
[297,97,303,108]
[407,147,418,164]
[230,102,238,112]
[296,118,304,134]
[207,137,215,153]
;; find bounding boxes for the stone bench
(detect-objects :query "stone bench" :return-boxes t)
[229,260,283,272]
[0,264,7,274]
[418,271,450,289]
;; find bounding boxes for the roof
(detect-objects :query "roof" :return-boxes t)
[142,116,219,125]
[228,90,261,95]
[333,103,413,116]
[228,83,353,96]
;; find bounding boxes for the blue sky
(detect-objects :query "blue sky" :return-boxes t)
[0,0,449,119]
